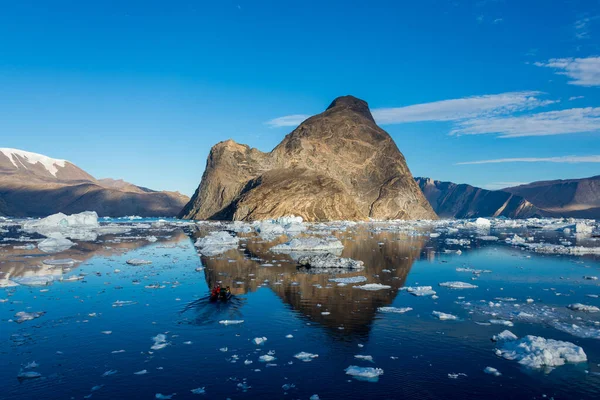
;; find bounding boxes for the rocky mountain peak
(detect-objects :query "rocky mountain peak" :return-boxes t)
[325,95,375,123]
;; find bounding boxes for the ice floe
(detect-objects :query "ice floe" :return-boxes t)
[377,307,413,314]
[195,231,239,256]
[432,311,458,320]
[401,286,437,297]
[14,311,46,323]
[495,334,587,370]
[345,365,384,382]
[484,366,501,376]
[439,281,478,289]
[294,352,319,362]
[353,283,391,291]
[567,303,600,313]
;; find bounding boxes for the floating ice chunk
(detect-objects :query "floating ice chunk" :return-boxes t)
[134,370,148,375]
[445,238,471,246]
[191,387,206,394]
[353,283,391,291]
[456,267,491,274]
[298,253,364,271]
[552,322,600,339]
[195,231,239,256]
[490,319,514,327]
[354,355,373,362]
[506,234,526,245]
[447,373,467,379]
[377,307,413,314]
[24,361,39,369]
[101,331,112,335]
[492,330,518,342]
[484,367,501,376]
[11,276,54,286]
[401,286,437,297]
[17,371,41,380]
[439,281,478,289]
[432,311,458,320]
[495,335,587,369]
[271,237,343,252]
[310,395,320,400]
[146,236,158,242]
[479,236,498,241]
[294,352,319,362]
[151,334,169,350]
[259,354,276,362]
[219,320,244,325]
[567,303,600,313]
[155,394,175,399]
[475,218,491,227]
[126,259,152,266]
[43,258,77,266]
[584,276,598,280]
[38,234,75,253]
[345,365,384,382]
[102,370,117,377]
[285,334,294,339]
[24,211,99,231]
[329,276,367,284]
[575,223,593,234]
[253,337,267,346]
[14,311,46,323]
[112,300,136,307]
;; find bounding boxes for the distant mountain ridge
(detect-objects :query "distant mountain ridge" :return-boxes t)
[0,148,189,217]
[414,177,539,219]
[503,176,600,218]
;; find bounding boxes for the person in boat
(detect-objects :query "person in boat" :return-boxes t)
[211,285,221,298]
[220,286,231,299]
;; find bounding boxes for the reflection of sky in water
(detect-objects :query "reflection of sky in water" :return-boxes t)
[0,221,599,399]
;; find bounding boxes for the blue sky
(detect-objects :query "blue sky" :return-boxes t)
[1,0,599,196]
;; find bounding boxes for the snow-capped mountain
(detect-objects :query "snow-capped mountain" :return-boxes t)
[0,148,189,217]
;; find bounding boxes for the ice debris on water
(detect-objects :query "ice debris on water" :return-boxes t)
[134,370,148,375]
[151,334,169,350]
[401,286,437,297]
[17,371,42,380]
[294,352,319,362]
[15,311,46,323]
[439,281,478,289]
[38,234,75,253]
[219,320,244,325]
[191,387,206,394]
[377,307,413,314]
[253,337,267,346]
[495,335,587,369]
[354,355,374,362]
[102,370,117,377]
[155,393,175,399]
[492,330,518,342]
[259,354,276,362]
[489,319,514,327]
[353,283,391,291]
[484,367,501,376]
[271,236,343,252]
[194,231,239,256]
[126,259,152,266]
[448,373,467,379]
[328,276,367,284]
[432,311,458,320]
[345,365,384,382]
[567,303,600,313]
[298,253,364,271]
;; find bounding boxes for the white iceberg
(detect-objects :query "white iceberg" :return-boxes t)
[492,330,518,342]
[345,365,384,382]
[484,366,501,376]
[432,311,458,320]
[253,337,267,346]
[294,352,319,362]
[271,237,343,252]
[401,286,437,297]
[439,281,478,289]
[495,335,587,369]
[353,283,391,291]
[567,303,600,313]
[377,307,413,314]
[329,276,367,284]
[195,231,239,256]
[38,234,75,253]
[126,259,152,266]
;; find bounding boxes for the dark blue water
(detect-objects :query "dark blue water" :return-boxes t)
[1,220,600,399]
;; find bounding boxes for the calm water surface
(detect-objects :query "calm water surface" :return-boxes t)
[1,218,600,399]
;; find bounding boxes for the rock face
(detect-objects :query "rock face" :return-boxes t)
[180,96,437,221]
[503,175,600,219]
[0,148,189,217]
[415,177,539,219]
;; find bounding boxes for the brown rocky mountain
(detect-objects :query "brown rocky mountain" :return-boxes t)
[0,148,189,217]
[415,177,539,219]
[180,95,437,221]
[503,175,600,218]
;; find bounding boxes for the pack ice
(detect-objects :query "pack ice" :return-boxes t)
[495,334,587,369]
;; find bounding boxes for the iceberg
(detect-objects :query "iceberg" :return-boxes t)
[126,259,152,266]
[219,320,244,325]
[432,311,458,320]
[253,337,267,346]
[567,303,600,313]
[377,307,413,314]
[401,286,437,297]
[345,365,384,382]
[271,237,343,252]
[439,281,478,289]
[298,253,364,271]
[492,330,518,342]
[38,234,75,253]
[195,231,239,256]
[294,352,319,362]
[495,335,587,369]
[14,311,46,323]
[353,283,391,291]
[484,367,501,376]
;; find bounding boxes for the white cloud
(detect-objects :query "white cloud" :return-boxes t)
[534,56,600,87]
[371,91,554,124]
[265,114,311,128]
[456,155,600,165]
[450,107,600,137]
[569,95,585,101]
